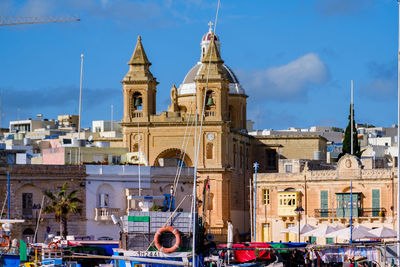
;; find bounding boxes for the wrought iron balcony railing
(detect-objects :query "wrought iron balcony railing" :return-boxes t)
[314,208,386,218]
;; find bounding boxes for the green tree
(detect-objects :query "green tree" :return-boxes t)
[44,182,82,239]
[339,105,362,159]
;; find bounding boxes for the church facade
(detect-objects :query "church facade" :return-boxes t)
[120,27,253,238]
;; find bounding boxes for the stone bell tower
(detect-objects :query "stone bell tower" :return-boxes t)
[122,36,158,123]
[195,34,230,121]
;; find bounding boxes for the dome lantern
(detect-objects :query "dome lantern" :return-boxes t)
[201,21,221,60]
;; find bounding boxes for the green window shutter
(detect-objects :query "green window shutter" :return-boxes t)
[320,191,328,217]
[309,236,316,244]
[372,189,380,217]
[326,238,334,244]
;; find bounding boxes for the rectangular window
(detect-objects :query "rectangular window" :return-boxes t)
[265,149,277,170]
[372,189,380,217]
[320,191,328,218]
[22,193,33,217]
[309,236,316,244]
[336,193,360,218]
[285,164,293,173]
[263,189,270,205]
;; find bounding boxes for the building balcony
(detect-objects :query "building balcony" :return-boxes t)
[131,111,143,118]
[314,208,386,222]
[94,207,120,222]
[205,111,216,117]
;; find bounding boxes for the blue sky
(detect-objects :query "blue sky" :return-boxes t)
[0,0,398,130]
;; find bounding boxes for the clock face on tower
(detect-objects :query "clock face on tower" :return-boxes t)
[207,133,215,141]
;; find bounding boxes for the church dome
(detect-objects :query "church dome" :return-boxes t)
[178,25,245,96]
[178,62,245,95]
[202,31,219,42]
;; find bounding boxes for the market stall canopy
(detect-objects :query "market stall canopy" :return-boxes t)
[325,227,378,240]
[280,223,315,234]
[302,225,338,237]
[369,226,397,238]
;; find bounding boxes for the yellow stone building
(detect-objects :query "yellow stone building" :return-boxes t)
[255,154,397,244]
[121,28,253,237]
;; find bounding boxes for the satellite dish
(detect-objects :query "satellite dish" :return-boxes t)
[88,135,93,142]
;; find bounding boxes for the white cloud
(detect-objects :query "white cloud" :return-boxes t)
[315,0,374,16]
[238,53,329,101]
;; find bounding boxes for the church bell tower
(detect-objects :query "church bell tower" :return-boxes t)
[195,34,229,121]
[122,36,158,123]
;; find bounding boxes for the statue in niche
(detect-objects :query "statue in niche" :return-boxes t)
[168,84,179,112]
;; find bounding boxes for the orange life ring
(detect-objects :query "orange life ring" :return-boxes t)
[48,240,60,249]
[0,234,10,248]
[154,226,181,253]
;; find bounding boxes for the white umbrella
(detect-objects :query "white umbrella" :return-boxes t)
[326,227,378,240]
[369,226,397,239]
[303,225,338,237]
[281,223,316,235]
[332,224,345,231]
[355,225,371,232]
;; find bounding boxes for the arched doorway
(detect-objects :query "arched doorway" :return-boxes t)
[22,228,34,243]
[153,148,193,167]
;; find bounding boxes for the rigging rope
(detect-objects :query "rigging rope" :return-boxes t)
[192,1,221,263]
[0,189,7,219]
[171,102,194,199]
[173,112,195,198]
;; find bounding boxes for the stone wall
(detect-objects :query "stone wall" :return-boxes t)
[0,165,87,242]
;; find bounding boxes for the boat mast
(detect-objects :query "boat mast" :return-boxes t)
[192,1,221,265]
[138,120,141,196]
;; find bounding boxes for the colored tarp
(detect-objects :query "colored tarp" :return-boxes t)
[128,216,150,222]
[20,239,27,261]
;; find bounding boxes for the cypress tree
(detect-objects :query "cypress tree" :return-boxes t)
[339,105,361,159]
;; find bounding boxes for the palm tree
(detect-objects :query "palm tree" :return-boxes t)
[44,182,82,239]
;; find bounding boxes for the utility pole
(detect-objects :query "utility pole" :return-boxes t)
[397,1,400,264]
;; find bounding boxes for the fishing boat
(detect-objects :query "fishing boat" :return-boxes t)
[111,195,205,267]
[0,219,25,267]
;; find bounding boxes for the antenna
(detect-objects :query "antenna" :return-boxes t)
[78,54,84,164]
[111,104,114,131]
[351,80,354,155]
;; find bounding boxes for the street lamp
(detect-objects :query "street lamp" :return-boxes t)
[253,162,259,242]
[294,206,304,243]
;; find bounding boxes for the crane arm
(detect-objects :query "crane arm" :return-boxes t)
[0,16,80,26]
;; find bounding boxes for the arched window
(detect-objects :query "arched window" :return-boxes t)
[131,92,143,112]
[205,90,215,109]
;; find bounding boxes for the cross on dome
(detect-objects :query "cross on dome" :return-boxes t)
[208,21,214,32]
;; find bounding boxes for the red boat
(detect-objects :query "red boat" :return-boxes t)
[217,242,271,263]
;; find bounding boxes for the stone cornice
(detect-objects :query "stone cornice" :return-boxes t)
[0,164,87,178]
